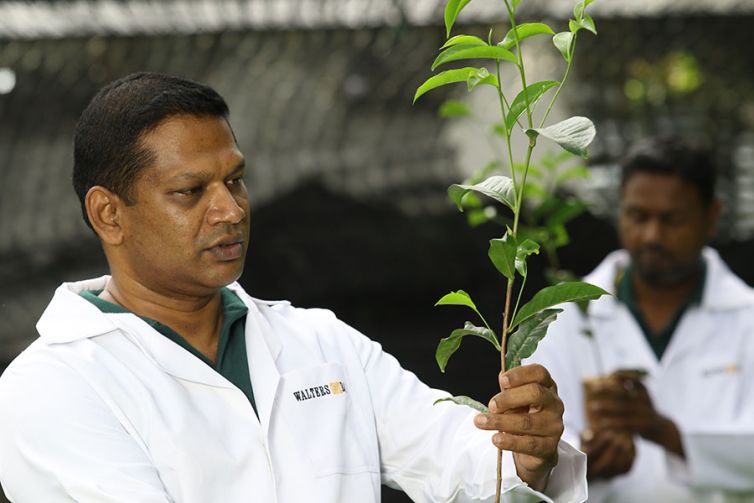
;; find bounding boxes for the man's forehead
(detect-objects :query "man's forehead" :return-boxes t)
[621,172,703,209]
[137,114,243,179]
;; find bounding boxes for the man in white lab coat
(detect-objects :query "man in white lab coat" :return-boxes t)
[527,136,754,502]
[0,73,587,502]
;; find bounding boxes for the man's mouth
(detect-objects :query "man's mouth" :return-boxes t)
[206,235,244,261]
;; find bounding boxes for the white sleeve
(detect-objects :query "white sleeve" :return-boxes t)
[670,430,754,491]
[343,322,587,503]
[0,355,172,503]
[666,311,754,493]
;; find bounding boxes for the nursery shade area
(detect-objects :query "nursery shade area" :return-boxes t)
[1,2,754,502]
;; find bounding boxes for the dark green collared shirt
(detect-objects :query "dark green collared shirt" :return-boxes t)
[80,288,256,414]
[616,262,706,360]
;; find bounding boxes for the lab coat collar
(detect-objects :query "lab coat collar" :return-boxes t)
[586,247,754,318]
[227,284,284,433]
[36,277,284,399]
[37,275,121,343]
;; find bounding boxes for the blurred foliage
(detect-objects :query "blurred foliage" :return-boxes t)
[624,51,703,105]
[440,99,590,274]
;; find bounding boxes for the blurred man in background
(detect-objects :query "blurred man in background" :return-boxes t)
[0,72,587,503]
[528,135,754,501]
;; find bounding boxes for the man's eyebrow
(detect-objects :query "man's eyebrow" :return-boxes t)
[228,160,246,175]
[166,171,212,183]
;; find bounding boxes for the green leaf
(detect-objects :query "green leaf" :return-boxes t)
[466,67,499,91]
[553,32,575,62]
[432,44,517,71]
[449,175,515,212]
[505,308,562,369]
[488,233,517,280]
[525,116,596,158]
[444,0,474,38]
[467,160,502,185]
[549,223,570,248]
[435,290,478,310]
[436,322,501,372]
[499,23,556,50]
[441,34,488,49]
[492,122,507,137]
[544,268,579,286]
[523,183,548,199]
[515,239,540,277]
[574,0,595,20]
[511,0,523,10]
[414,67,477,104]
[511,281,609,330]
[556,165,589,183]
[583,15,597,34]
[505,80,559,132]
[570,15,597,35]
[574,3,585,20]
[467,207,494,227]
[434,395,489,413]
[439,99,471,118]
[545,199,587,227]
[434,290,490,328]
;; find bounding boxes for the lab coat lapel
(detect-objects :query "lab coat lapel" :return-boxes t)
[585,253,660,374]
[243,300,282,437]
[116,315,236,389]
[592,301,660,374]
[660,308,713,369]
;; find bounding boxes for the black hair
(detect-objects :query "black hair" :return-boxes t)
[72,72,230,229]
[620,135,716,206]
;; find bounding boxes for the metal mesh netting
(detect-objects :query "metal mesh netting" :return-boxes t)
[2,3,754,502]
[569,16,754,233]
[2,0,754,39]
[0,25,460,359]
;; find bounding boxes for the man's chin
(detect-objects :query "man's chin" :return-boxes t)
[635,266,698,289]
[198,261,246,290]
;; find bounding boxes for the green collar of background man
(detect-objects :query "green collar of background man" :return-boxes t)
[616,260,706,360]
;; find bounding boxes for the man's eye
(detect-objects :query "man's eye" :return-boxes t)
[227,176,243,186]
[176,187,201,196]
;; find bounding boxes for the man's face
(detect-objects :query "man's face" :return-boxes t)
[119,114,250,297]
[619,172,718,288]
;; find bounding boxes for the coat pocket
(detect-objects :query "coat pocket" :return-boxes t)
[278,363,378,477]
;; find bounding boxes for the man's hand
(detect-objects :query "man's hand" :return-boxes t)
[580,428,635,480]
[586,370,684,458]
[474,364,564,492]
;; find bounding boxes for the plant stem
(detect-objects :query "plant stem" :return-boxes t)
[510,273,528,329]
[495,4,535,501]
[495,449,503,502]
[495,60,518,193]
[539,34,578,128]
[503,1,533,128]
[513,144,535,235]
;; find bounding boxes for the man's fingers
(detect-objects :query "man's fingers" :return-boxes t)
[500,364,555,390]
[587,398,634,417]
[586,432,635,479]
[475,410,564,437]
[488,383,561,413]
[491,432,559,459]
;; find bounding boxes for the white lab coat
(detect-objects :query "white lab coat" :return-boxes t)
[0,276,587,503]
[525,248,754,502]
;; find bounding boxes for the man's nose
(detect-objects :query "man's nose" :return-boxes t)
[206,186,246,225]
[641,218,663,243]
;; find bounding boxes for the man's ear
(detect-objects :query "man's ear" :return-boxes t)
[85,186,125,246]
